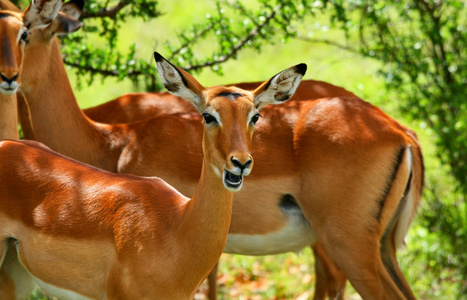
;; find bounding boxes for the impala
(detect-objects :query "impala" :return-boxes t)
[0,0,424,299]
[0,53,305,299]
[0,2,21,140]
[0,8,22,299]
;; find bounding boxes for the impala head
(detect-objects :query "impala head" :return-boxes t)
[0,10,24,94]
[154,52,306,191]
[0,0,82,95]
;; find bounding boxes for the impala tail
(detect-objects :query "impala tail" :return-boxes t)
[380,135,424,300]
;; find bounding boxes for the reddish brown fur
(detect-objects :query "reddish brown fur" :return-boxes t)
[0,72,269,297]
[1,2,424,299]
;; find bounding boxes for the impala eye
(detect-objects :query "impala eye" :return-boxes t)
[202,113,218,124]
[20,30,29,42]
[250,113,262,125]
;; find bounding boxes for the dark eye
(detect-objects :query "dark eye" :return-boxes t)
[20,31,29,42]
[202,113,218,124]
[250,113,262,125]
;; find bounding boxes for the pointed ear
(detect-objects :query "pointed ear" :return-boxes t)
[253,63,307,110]
[45,10,82,36]
[23,0,63,30]
[154,52,207,113]
[60,0,83,19]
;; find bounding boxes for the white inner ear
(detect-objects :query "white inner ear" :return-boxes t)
[254,67,303,109]
[26,0,62,30]
[156,60,202,110]
[42,0,62,20]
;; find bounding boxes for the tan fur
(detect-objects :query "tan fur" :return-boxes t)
[0,55,292,297]
[1,2,424,299]
[0,95,19,139]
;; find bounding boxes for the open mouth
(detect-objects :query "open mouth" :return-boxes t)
[223,170,243,191]
[0,87,17,95]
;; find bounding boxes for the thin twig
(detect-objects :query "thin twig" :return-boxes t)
[183,3,284,71]
[168,22,215,61]
[62,60,145,78]
[81,0,131,19]
[296,36,360,54]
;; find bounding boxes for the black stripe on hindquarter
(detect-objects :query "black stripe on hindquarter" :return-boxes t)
[375,148,406,221]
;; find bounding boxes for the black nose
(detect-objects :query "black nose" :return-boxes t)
[231,157,252,172]
[0,73,18,84]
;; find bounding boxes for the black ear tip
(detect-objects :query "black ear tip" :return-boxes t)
[295,63,307,76]
[154,52,164,62]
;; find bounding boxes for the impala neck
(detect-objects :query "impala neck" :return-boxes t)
[0,94,19,140]
[20,38,121,171]
[176,159,233,288]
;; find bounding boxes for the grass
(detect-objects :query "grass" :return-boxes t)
[25,0,464,299]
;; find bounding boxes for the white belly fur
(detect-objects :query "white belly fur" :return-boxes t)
[224,213,316,255]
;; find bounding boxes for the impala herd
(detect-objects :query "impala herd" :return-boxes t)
[0,0,424,299]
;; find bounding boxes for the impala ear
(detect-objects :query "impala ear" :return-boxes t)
[253,63,307,110]
[23,0,63,30]
[154,52,207,113]
[60,0,83,20]
[45,10,82,36]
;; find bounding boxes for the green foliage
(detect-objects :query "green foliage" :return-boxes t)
[59,0,162,90]
[59,0,322,91]
[323,0,467,195]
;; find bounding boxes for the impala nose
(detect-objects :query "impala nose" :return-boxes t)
[0,73,18,85]
[231,157,252,174]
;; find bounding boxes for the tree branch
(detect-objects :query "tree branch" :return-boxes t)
[81,0,131,19]
[183,3,284,72]
[168,22,215,61]
[62,60,147,78]
[296,36,360,54]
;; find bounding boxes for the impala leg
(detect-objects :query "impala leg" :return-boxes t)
[315,224,407,300]
[312,242,346,300]
[0,269,15,300]
[206,262,218,300]
[0,240,37,300]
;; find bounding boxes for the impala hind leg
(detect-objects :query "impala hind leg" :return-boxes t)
[317,221,406,300]
[312,242,346,300]
[206,262,218,300]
